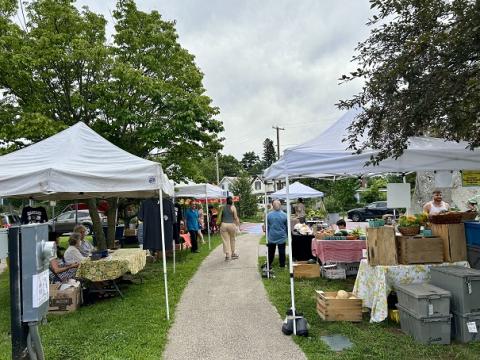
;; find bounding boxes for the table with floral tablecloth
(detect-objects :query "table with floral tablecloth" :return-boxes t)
[77,248,148,282]
[352,259,470,322]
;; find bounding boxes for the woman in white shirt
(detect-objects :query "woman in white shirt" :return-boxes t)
[64,233,88,265]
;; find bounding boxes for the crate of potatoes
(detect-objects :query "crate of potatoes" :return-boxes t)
[315,290,362,322]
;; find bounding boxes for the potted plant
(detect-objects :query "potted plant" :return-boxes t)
[397,214,427,236]
[350,227,364,240]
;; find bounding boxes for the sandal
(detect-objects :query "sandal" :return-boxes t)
[225,256,231,261]
[231,253,239,260]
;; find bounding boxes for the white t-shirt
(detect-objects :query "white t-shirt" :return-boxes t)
[64,246,87,265]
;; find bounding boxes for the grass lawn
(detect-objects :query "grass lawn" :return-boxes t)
[260,256,480,359]
[0,234,222,360]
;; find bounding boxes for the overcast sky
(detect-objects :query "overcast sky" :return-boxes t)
[76,0,373,159]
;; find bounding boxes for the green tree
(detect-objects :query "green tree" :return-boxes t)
[219,154,243,177]
[0,0,224,248]
[241,151,261,175]
[230,172,258,218]
[338,0,480,164]
[263,138,276,167]
[303,178,359,211]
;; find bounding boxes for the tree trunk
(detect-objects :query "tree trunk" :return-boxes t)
[88,198,106,250]
[106,198,118,249]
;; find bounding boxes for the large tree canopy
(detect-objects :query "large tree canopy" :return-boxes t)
[338,0,480,164]
[0,0,223,180]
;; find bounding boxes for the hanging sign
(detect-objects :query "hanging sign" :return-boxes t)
[387,183,411,208]
[462,171,480,187]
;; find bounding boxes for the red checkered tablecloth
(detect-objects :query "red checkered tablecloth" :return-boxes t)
[311,239,366,263]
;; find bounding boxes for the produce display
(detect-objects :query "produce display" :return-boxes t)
[293,223,313,235]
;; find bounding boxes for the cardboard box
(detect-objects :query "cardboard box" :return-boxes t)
[396,236,444,264]
[367,226,398,265]
[293,261,320,278]
[48,283,82,314]
[124,229,137,237]
[431,223,467,262]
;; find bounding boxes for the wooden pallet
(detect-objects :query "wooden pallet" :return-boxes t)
[367,226,397,265]
[396,236,444,264]
[431,223,467,262]
[293,262,320,278]
[315,290,362,322]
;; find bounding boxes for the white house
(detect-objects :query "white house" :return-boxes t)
[219,176,277,196]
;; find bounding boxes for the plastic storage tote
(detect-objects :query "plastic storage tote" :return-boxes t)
[465,222,480,246]
[452,311,480,343]
[467,245,480,270]
[396,304,452,345]
[395,283,450,318]
[430,266,480,314]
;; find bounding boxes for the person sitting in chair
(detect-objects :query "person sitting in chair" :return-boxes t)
[50,249,79,283]
[64,233,88,265]
[74,224,95,257]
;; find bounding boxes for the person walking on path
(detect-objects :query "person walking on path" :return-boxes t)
[267,199,288,268]
[219,196,240,261]
[184,200,200,253]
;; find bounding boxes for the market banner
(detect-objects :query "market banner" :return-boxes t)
[462,170,480,187]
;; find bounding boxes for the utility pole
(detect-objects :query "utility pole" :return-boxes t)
[272,125,285,160]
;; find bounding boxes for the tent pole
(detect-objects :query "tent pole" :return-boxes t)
[285,175,296,335]
[206,184,211,250]
[173,195,176,274]
[75,200,78,225]
[158,179,170,321]
[264,183,270,278]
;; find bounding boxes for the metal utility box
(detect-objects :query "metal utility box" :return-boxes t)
[21,224,56,322]
[430,266,480,314]
[0,228,7,259]
[396,283,451,318]
[452,311,480,343]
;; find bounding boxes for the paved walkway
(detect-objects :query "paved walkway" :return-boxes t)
[163,233,306,360]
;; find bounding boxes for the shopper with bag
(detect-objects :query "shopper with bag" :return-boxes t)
[218,196,240,261]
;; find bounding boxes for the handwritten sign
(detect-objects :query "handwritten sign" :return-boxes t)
[462,171,480,187]
[32,269,49,308]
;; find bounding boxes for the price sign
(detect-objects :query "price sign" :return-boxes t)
[462,171,480,187]
[32,269,49,308]
[467,322,478,333]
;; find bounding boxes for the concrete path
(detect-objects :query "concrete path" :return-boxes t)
[163,233,306,360]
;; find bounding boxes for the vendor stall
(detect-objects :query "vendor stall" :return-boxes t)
[0,122,174,319]
[353,259,470,322]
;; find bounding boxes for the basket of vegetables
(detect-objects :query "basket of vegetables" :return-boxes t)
[397,214,426,236]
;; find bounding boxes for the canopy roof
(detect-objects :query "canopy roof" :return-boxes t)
[264,109,480,180]
[0,122,173,199]
[174,182,227,199]
[271,181,324,199]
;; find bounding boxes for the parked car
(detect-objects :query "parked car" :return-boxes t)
[347,201,395,222]
[49,210,106,236]
[0,213,21,228]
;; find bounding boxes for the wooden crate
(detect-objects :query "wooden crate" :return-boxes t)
[321,266,346,279]
[431,223,467,262]
[315,290,362,322]
[396,236,444,264]
[367,226,398,265]
[293,261,320,278]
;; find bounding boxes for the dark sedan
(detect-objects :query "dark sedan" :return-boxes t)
[347,201,395,222]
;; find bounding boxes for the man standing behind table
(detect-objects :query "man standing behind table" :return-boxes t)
[184,200,200,253]
[267,200,288,268]
[423,189,450,215]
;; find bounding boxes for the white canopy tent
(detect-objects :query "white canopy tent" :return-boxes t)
[263,109,480,334]
[0,122,173,319]
[264,109,480,179]
[271,181,324,199]
[174,182,227,250]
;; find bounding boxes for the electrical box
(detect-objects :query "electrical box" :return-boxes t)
[0,229,7,259]
[21,224,56,322]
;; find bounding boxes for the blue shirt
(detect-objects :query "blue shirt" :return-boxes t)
[267,210,288,244]
[185,208,200,231]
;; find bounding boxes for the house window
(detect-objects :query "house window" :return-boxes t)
[254,181,261,190]
[222,185,225,190]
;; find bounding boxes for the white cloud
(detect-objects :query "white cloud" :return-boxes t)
[77,0,372,159]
